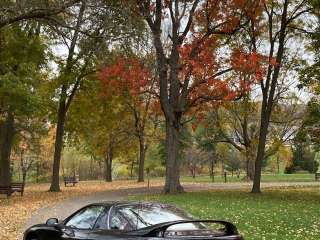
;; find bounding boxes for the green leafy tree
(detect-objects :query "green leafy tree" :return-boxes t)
[287,128,319,173]
[0,24,49,185]
[299,1,320,146]
[48,0,144,191]
[66,74,136,182]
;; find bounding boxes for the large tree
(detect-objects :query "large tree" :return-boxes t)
[48,0,143,191]
[205,94,303,180]
[240,0,314,193]
[135,0,261,193]
[66,74,135,182]
[99,54,159,182]
[0,24,48,186]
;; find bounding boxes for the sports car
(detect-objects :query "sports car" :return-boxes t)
[24,201,244,240]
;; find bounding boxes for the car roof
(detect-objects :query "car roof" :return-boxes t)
[85,201,172,209]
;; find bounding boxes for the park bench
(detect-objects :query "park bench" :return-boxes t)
[0,182,25,198]
[64,176,78,187]
[315,173,320,181]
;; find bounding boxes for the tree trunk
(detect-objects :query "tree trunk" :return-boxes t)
[36,162,40,183]
[130,159,134,179]
[251,0,288,193]
[221,159,225,176]
[105,147,113,182]
[244,146,255,181]
[137,135,146,182]
[18,164,21,181]
[246,159,249,179]
[78,159,81,180]
[192,167,196,178]
[246,157,255,180]
[0,112,14,186]
[252,118,269,193]
[49,95,66,192]
[90,156,93,180]
[164,119,184,193]
[98,160,103,180]
[20,149,26,184]
[48,1,86,190]
[22,169,27,185]
[210,154,215,181]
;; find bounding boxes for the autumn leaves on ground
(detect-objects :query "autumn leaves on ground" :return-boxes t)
[0,181,163,240]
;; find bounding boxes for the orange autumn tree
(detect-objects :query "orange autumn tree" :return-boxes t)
[99,56,159,182]
[102,0,264,193]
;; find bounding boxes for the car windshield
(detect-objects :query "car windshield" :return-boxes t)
[65,205,105,229]
[110,203,205,230]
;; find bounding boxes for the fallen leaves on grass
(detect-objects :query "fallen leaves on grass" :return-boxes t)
[133,187,320,240]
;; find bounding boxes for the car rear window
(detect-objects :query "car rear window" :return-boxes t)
[114,203,202,230]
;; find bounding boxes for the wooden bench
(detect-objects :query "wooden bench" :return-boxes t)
[0,182,25,197]
[315,173,320,181]
[64,176,78,187]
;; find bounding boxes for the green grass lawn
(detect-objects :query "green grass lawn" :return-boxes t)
[131,187,320,240]
[178,173,316,183]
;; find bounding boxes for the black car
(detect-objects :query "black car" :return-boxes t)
[24,201,244,240]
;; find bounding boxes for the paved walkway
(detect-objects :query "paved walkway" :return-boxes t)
[24,181,319,230]
[24,187,160,229]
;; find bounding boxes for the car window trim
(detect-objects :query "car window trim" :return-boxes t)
[106,204,115,230]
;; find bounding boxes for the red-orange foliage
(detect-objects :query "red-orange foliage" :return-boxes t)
[100,1,269,125]
[99,55,163,117]
[232,49,266,82]
[99,56,150,96]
